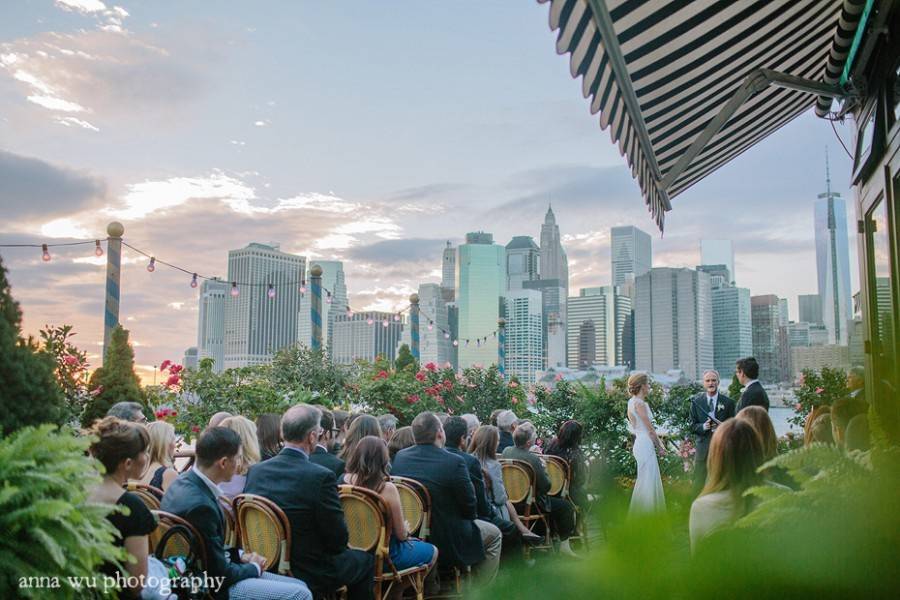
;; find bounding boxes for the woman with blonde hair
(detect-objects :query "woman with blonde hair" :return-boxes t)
[137,420,178,491]
[219,415,261,498]
[689,419,764,550]
[626,372,666,515]
[803,405,831,446]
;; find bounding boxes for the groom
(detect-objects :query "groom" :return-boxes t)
[690,369,736,495]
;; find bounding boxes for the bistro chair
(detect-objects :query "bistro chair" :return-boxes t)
[543,455,589,551]
[232,493,292,575]
[499,459,552,555]
[126,482,162,511]
[390,476,431,539]
[338,484,431,600]
[151,510,207,569]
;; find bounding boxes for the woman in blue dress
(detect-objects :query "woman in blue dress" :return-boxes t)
[343,436,438,572]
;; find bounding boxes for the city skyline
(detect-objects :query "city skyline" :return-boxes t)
[0,1,859,380]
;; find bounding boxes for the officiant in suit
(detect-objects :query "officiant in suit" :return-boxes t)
[690,369,736,494]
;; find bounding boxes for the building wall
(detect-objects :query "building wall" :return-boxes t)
[332,311,403,365]
[456,235,505,368]
[751,294,783,383]
[198,278,227,372]
[711,285,752,377]
[790,345,850,378]
[504,290,543,384]
[815,196,853,345]
[611,226,652,287]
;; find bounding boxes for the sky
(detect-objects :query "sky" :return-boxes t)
[0,1,859,382]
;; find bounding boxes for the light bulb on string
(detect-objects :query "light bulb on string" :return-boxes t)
[382,319,389,328]
[231,282,239,297]
[94,240,104,257]
[452,340,459,347]
[346,309,354,318]
[394,314,401,322]
[428,321,434,331]
[146,257,156,272]
[41,244,51,262]
[267,284,276,299]
[325,292,333,304]
[299,280,307,294]
[190,273,198,288]
[367,318,375,325]
[465,339,470,346]
[444,332,450,339]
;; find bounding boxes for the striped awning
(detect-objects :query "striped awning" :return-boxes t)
[538,0,855,230]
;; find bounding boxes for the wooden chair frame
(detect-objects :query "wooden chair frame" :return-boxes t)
[390,476,432,540]
[125,482,163,511]
[338,484,432,600]
[150,510,208,570]
[232,493,292,575]
[499,459,553,556]
[543,455,590,552]
[219,496,238,550]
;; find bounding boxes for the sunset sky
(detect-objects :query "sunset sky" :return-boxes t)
[1,1,858,382]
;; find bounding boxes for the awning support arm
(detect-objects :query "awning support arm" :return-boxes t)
[659,68,850,191]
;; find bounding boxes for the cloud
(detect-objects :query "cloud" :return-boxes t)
[346,238,448,265]
[54,115,99,130]
[0,150,107,224]
[111,172,257,220]
[55,0,107,14]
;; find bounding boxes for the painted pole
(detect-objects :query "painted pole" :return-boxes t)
[103,222,124,363]
[409,292,420,361]
[498,318,506,379]
[310,264,323,351]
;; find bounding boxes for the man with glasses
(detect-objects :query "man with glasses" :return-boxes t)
[690,369,736,495]
[309,408,345,476]
[244,404,374,600]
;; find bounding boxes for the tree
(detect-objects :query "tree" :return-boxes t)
[394,344,417,372]
[0,256,65,435]
[81,325,144,426]
[39,324,91,425]
[728,373,743,401]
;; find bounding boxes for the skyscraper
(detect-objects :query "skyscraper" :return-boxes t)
[504,290,543,384]
[331,312,403,365]
[634,268,713,381]
[505,236,540,290]
[223,243,305,369]
[751,294,784,383]
[815,155,852,345]
[523,279,567,368]
[456,232,505,368]
[197,278,227,372]
[297,260,348,351]
[700,240,735,283]
[441,241,456,302]
[567,287,630,368]
[778,298,790,327]
[798,293,824,324]
[710,285,752,378]
[611,226,652,287]
[540,206,569,295]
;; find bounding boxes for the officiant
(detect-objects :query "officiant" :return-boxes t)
[690,370,736,495]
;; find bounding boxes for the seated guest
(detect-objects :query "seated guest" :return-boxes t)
[502,421,577,556]
[391,412,502,582]
[434,413,450,427]
[810,413,835,445]
[106,401,148,424]
[468,424,542,543]
[256,413,283,461]
[344,436,438,572]
[461,413,480,440]
[736,406,794,489]
[545,420,588,507]
[845,413,871,452]
[209,411,233,428]
[489,409,503,427]
[219,416,260,499]
[162,427,311,600]
[88,417,157,599]
[689,419,764,552]
[332,409,350,456]
[831,396,868,447]
[244,405,374,600]
[340,414,382,461]
[388,426,415,462]
[138,420,178,491]
[309,408,345,476]
[496,410,517,453]
[377,413,399,442]
[803,405,830,446]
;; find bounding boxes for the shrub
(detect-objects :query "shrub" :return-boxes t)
[81,325,144,427]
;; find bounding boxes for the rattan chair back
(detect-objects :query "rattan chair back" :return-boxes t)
[499,460,534,504]
[233,493,292,575]
[126,482,163,511]
[544,455,569,497]
[338,485,389,553]
[151,510,207,569]
[390,476,431,539]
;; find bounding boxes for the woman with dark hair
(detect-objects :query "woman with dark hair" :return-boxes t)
[387,426,415,461]
[343,436,438,573]
[256,413,283,461]
[689,419,764,551]
[339,414,382,461]
[88,416,166,599]
[545,420,587,507]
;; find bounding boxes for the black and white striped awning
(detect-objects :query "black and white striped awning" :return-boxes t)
[538,0,861,230]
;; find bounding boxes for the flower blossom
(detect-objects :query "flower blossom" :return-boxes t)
[415,371,427,382]
[425,362,437,372]
[159,359,172,372]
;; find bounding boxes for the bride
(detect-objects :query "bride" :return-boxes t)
[626,372,666,515]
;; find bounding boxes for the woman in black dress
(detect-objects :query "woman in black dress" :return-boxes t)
[88,416,156,599]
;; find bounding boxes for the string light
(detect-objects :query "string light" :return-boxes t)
[346,309,354,318]
[146,257,156,272]
[444,332,450,339]
[428,321,434,331]
[393,314,401,322]
[299,280,307,294]
[267,284,276,299]
[325,291,332,304]
[231,282,239,297]
[382,319,389,328]
[190,273,198,288]
[452,340,459,347]
[367,318,375,325]
[94,240,103,257]
[41,244,51,262]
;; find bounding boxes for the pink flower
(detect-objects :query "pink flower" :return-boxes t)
[511,397,518,405]
[374,370,389,380]
[794,403,802,411]
[415,371,426,382]
[191,425,201,433]
[63,355,79,366]
[443,380,453,390]
[169,364,184,375]
[815,387,825,395]
[799,374,806,385]
[90,386,103,396]
[165,374,181,388]
[425,362,437,372]
[159,359,172,372]
[407,394,420,405]
[508,381,519,388]
[437,397,445,406]
[155,410,164,419]
[554,373,563,382]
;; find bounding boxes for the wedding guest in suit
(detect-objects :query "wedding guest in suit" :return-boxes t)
[831,396,868,447]
[377,413,399,443]
[461,414,481,440]
[489,409,503,427]
[689,419,764,552]
[845,413,871,452]
[161,427,312,600]
[256,413,283,461]
[138,420,179,491]
[690,370,736,494]
[388,426,415,462]
[244,404,374,600]
[391,412,502,582]
[309,408,345,476]
[736,357,769,412]
[219,416,260,499]
[496,410,517,453]
[502,421,578,557]
[339,414,382,461]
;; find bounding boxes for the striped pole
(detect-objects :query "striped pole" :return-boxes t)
[409,293,420,361]
[103,222,125,363]
[497,318,506,379]
[310,264,323,351]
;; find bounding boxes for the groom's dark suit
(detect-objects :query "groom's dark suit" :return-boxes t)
[690,392,736,494]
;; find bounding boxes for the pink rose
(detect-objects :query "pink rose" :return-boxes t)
[407,394,419,405]
[63,355,79,366]
[191,425,201,433]
[415,372,426,382]
[159,359,172,372]
[425,362,437,372]
[815,387,825,394]
[508,381,519,388]
[511,397,518,405]
[554,373,563,382]
[165,374,181,388]
[169,364,184,375]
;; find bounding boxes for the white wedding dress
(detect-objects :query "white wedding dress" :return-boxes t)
[627,396,666,515]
